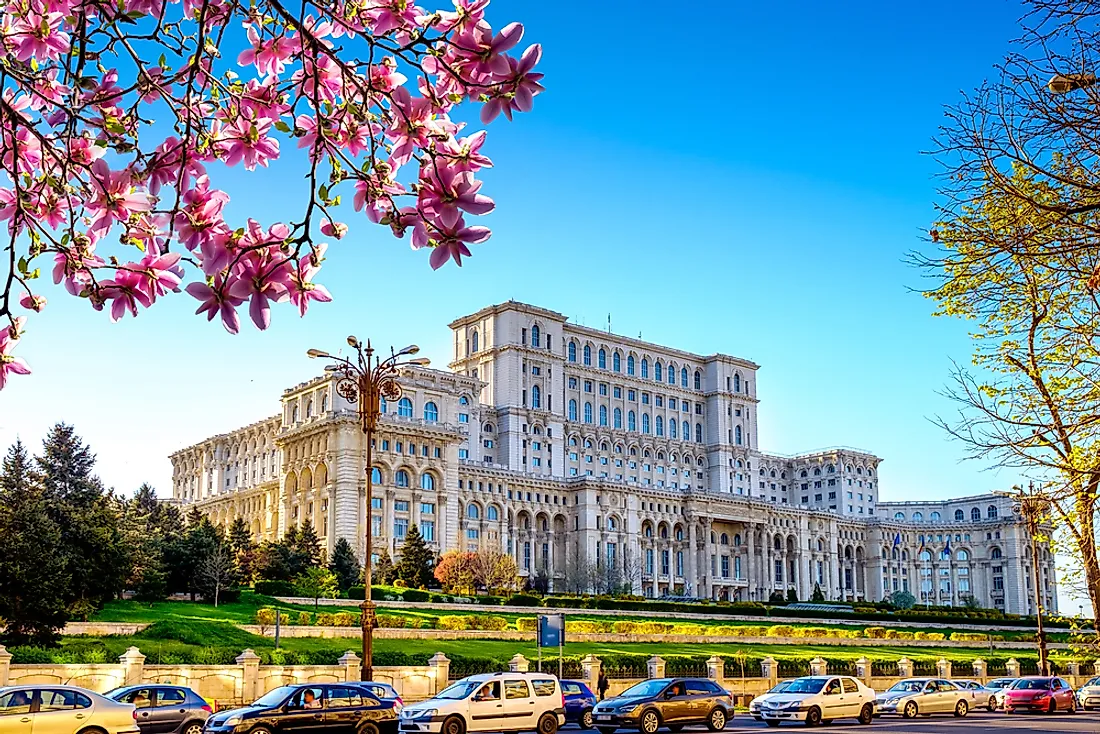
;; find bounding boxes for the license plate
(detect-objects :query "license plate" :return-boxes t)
[596,716,611,721]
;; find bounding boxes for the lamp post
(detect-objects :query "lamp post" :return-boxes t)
[308,338,430,681]
[998,485,1051,677]
[1048,73,1098,94]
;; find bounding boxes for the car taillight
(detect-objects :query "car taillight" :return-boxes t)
[201,705,212,714]
[396,698,404,708]
[133,711,139,721]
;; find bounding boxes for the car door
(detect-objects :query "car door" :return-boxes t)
[467,681,504,732]
[685,680,713,722]
[1055,679,1072,709]
[0,689,35,734]
[119,687,157,732]
[31,689,94,734]
[502,680,534,730]
[840,678,862,717]
[819,679,845,719]
[279,687,328,734]
[324,686,367,734]
[149,688,188,734]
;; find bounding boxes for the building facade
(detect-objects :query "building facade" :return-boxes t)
[170,301,1057,614]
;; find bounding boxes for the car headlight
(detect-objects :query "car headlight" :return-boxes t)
[410,709,436,719]
[223,717,241,727]
[780,701,801,710]
[749,701,760,711]
[618,705,639,715]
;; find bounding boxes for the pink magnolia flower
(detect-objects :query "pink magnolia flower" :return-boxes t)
[437,130,493,171]
[228,251,293,330]
[430,0,490,33]
[320,219,347,239]
[95,270,153,322]
[385,87,435,168]
[19,293,46,312]
[214,118,280,170]
[288,256,332,316]
[0,317,31,389]
[8,13,71,62]
[453,21,523,82]
[410,208,490,269]
[175,175,231,251]
[86,159,156,234]
[418,162,495,219]
[52,239,105,296]
[185,279,246,334]
[481,44,544,123]
[353,171,405,223]
[362,0,422,35]
[238,25,296,77]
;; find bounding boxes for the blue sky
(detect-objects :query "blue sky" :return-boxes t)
[4,2,1074,602]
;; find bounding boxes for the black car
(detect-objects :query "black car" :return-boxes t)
[203,684,398,734]
[592,678,733,734]
[107,685,212,734]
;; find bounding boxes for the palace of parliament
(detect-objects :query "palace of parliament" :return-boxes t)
[170,301,1057,614]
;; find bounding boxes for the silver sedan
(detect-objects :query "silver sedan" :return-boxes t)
[875,678,971,719]
[0,685,140,734]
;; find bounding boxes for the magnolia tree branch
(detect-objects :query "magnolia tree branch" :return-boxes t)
[0,0,544,389]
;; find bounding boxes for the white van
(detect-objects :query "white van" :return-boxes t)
[400,672,565,734]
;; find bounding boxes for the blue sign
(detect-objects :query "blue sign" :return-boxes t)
[538,614,565,647]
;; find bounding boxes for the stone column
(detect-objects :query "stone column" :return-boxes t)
[936,659,952,679]
[582,655,602,696]
[854,657,871,686]
[746,525,756,600]
[972,660,987,680]
[706,656,725,689]
[0,645,11,686]
[897,658,913,678]
[120,646,146,686]
[808,657,827,677]
[1006,659,1020,677]
[339,651,361,682]
[1068,661,1081,678]
[760,657,778,686]
[509,654,530,673]
[647,656,666,679]
[687,523,698,597]
[429,653,450,694]
[1093,659,1100,677]
[236,649,261,703]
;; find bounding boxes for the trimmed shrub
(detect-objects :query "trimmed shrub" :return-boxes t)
[254,580,297,596]
[864,626,887,639]
[297,612,312,626]
[403,589,431,602]
[670,624,706,636]
[471,615,509,631]
[316,612,335,626]
[516,617,537,632]
[567,620,614,634]
[333,612,358,627]
[765,625,795,637]
[437,615,467,630]
[376,615,406,629]
[507,594,542,606]
[254,608,277,627]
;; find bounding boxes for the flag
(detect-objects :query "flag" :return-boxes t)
[893,533,901,547]
[942,538,952,559]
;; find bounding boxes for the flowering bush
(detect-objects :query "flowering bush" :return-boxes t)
[0,0,542,388]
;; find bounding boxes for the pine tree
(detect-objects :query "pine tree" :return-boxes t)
[373,549,396,585]
[0,441,70,645]
[395,525,434,588]
[228,517,256,583]
[294,519,323,566]
[811,584,826,603]
[329,538,361,594]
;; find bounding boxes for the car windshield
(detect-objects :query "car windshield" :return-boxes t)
[253,687,295,708]
[1012,679,1052,690]
[988,680,1014,689]
[783,679,827,694]
[888,681,927,694]
[434,681,482,700]
[1086,678,1100,687]
[619,680,671,698]
[767,682,793,694]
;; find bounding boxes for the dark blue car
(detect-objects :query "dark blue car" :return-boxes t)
[562,680,598,729]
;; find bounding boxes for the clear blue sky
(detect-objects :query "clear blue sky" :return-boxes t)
[5,2,1074,602]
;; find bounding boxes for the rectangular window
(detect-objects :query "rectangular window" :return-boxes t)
[459,413,469,423]
[421,502,435,514]
[661,550,670,575]
[568,377,578,389]
[371,497,383,510]
[628,389,636,401]
[613,386,622,398]
[720,556,730,578]
[394,500,409,512]
[458,448,469,459]
[531,366,540,376]
[642,393,650,405]
[371,516,382,537]
[467,527,480,540]
[599,383,608,396]
[394,519,408,539]
[584,380,593,392]
[420,520,434,541]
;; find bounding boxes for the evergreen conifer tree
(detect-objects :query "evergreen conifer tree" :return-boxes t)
[395,525,434,588]
[374,549,396,585]
[329,538,361,594]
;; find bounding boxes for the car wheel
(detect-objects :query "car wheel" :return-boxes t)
[1048,700,1057,715]
[902,701,918,719]
[1069,698,1078,714]
[183,723,204,734]
[706,708,726,732]
[581,710,594,729]
[804,706,821,727]
[539,713,559,734]
[639,710,660,734]
[442,716,466,734]
[987,697,996,712]
[857,704,873,725]
[357,724,379,734]
[954,700,968,718]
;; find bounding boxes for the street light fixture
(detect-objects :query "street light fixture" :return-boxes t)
[996,485,1051,676]
[1048,73,1098,94]
[305,338,430,681]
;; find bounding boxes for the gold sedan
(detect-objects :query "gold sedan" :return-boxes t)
[0,685,141,734]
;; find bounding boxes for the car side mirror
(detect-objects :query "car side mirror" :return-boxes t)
[664,691,674,700]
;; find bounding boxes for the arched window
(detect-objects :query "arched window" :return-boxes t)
[957,549,969,562]
[421,473,435,490]
[584,402,593,424]
[655,362,663,382]
[627,355,636,375]
[913,511,923,521]
[598,348,607,369]
[568,342,577,363]
[291,405,299,422]
[483,423,495,433]
[735,426,743,445]
[644,524,653,538]
[681,421,689,440]
[954,509,964,521]
[894,512,905,520]
[680,367,688,387]
[987,504,998,519]
[583,345,592,366]
[599,405,608,426]
[971,507,981,521]
[734,374,741,392]
[471,330,479,353]
[930,511,941,521]
[613,352,621,372]
[608,517,617,531]
[467,504,480,520]
[321,394,328,412]
[424,401,439,422]
[305,399,313,418]
[695,423,702,442]
[628,411,637,431]
[734,534,742,546]
[371,467,382,484]
[568,400,578,421]
[720,533,729,545]
[395,470,410,487]
[669,419,678,439]
[641,358,649,379]
[459,395,469,405]
[532,385,541,409]
[693,371,701,390]
[642,413,651,434]
[675,526,683,541]
[655,416,664,436]
[531,324,540,347]
[614,407,622,429]
[487,505,499,521]
[668,366,675,385]
[397,397,413,418]
[991,548,1002,560]
[919,550,932,562]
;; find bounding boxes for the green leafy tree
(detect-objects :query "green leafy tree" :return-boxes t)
[811,584,825,603]
[785,587,798,603]
[889,590,916,610]
[374,549,396,585]
[329,538,361,594]
[395,525,433,588]
[0,441,70,645]
[295,567,339,613]
[196,538,238,607]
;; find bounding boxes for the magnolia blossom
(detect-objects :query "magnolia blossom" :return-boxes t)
[0,317,30,389]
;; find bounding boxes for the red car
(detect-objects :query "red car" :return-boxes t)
[1003,677,1077,714]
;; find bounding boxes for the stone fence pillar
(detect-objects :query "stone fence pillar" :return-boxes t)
[1006,659,1020,677]
[509,654,529,673]
[1094,659,1100,677]
[854,657,871,686]
[120,646,146,686]
[808,657,827,677]
[760,657,778,686]
[0,645,11,687]
[936,659,952,679]
[897,658,913,678]
[706,656,725,688]
[581,655,602,696]
[339,652,360,682]
[647,657,666,680]
[236,649,261,703]
[428,653,450,695]
[972,660,987,680]
[1068,662,1081,677]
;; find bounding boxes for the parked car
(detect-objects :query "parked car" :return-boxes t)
[1077,676,1100,710]
[746,675,874,727]
[560,681,597,729]
[951,680,994,711]
[106,685,211,734]
[399,672,564,734]
[747,682,795,722]
[203,683,398,734]
[0,684,141,734]
[361,684,402,709]
[591,678,732,734]
[1003,676,1077,714]
[874,678,970,719]
[983,678,1017,711]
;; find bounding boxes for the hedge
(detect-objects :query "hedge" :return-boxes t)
[254,580,297,596]
[437,615,509,631]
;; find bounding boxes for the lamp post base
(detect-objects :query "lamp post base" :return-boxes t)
[361,600,376,682]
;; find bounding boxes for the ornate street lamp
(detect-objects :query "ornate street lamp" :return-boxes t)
[308,337,430,681]
[997,485,1051,677]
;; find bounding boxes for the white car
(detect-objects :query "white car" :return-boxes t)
[1078,676,1100,710]
[399,672,564,734]
[874,678,970,719]
[749,676,876,727]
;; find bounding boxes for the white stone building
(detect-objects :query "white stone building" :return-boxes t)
[170,301,1057,614]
